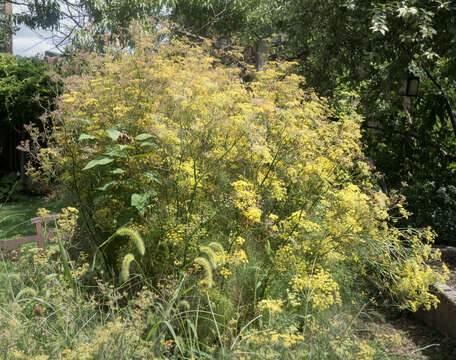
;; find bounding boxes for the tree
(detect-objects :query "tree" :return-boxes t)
[0,54,57,175]
[0,1,14,53]
[272,0,456,242]
[5,0,163,51]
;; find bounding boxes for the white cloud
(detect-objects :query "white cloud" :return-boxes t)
[13,27,58,57]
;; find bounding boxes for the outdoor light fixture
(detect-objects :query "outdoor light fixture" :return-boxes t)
[405,72,420,97]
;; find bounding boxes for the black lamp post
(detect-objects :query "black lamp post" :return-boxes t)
[405,72,420,97]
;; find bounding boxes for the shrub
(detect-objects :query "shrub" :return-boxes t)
[25,26,445,325]
[401,181,456,245]
[0,54,58,181]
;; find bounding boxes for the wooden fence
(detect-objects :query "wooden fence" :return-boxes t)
[0,214,60,261]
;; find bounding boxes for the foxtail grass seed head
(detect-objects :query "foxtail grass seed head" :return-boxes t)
[194,256,214,288]
[199,246,218,269]
[208,242,225,265]
[120,253,135,283]
[115,228,145,256]
[15,287,37,300]
[178,300,191,311]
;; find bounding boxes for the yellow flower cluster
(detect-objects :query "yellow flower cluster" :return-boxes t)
[218,237,249,279]
[393,258,443,311]
[57,207,79,241]
[290,269,341,311]
[356,341,376,360]
[165,226,186,247]
[258,299,284,314]
[36,207,51,218]
[231,180,262,224]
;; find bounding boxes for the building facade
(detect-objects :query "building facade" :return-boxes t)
[0,1,12,53]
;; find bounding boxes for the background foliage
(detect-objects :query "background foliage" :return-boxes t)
[0,54,58,200]
[0,54,55,143]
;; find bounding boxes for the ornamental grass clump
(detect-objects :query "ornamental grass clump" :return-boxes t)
[21,24,448,357]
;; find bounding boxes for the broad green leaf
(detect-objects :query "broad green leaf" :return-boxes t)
[135,133,154,141]
[106,128,121,141]
[131,193,148,214]
[104,146,127,158]
[131,191,156,214]
[145,171,161,184]
[78,133,96,141]
[96,181,118,191]
[82,157,114,170]
[111,168,126,175]
[140,142,156,149]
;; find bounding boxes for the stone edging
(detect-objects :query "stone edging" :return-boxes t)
[414,246,456,339]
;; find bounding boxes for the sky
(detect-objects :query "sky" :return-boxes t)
[12,4,59,57]
[13,26,58,57]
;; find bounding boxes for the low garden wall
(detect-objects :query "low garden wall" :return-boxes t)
[415,246,456,339]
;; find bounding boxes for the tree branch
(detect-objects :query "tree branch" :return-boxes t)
[174,27,208,41]
[365,124,456,162]
[422,67,456,139]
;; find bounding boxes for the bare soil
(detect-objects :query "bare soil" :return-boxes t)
[374,246,456,359]
[365,308,456,359]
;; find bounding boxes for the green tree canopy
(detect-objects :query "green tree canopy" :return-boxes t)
[0,54,57,173]
[0,54,55,126]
